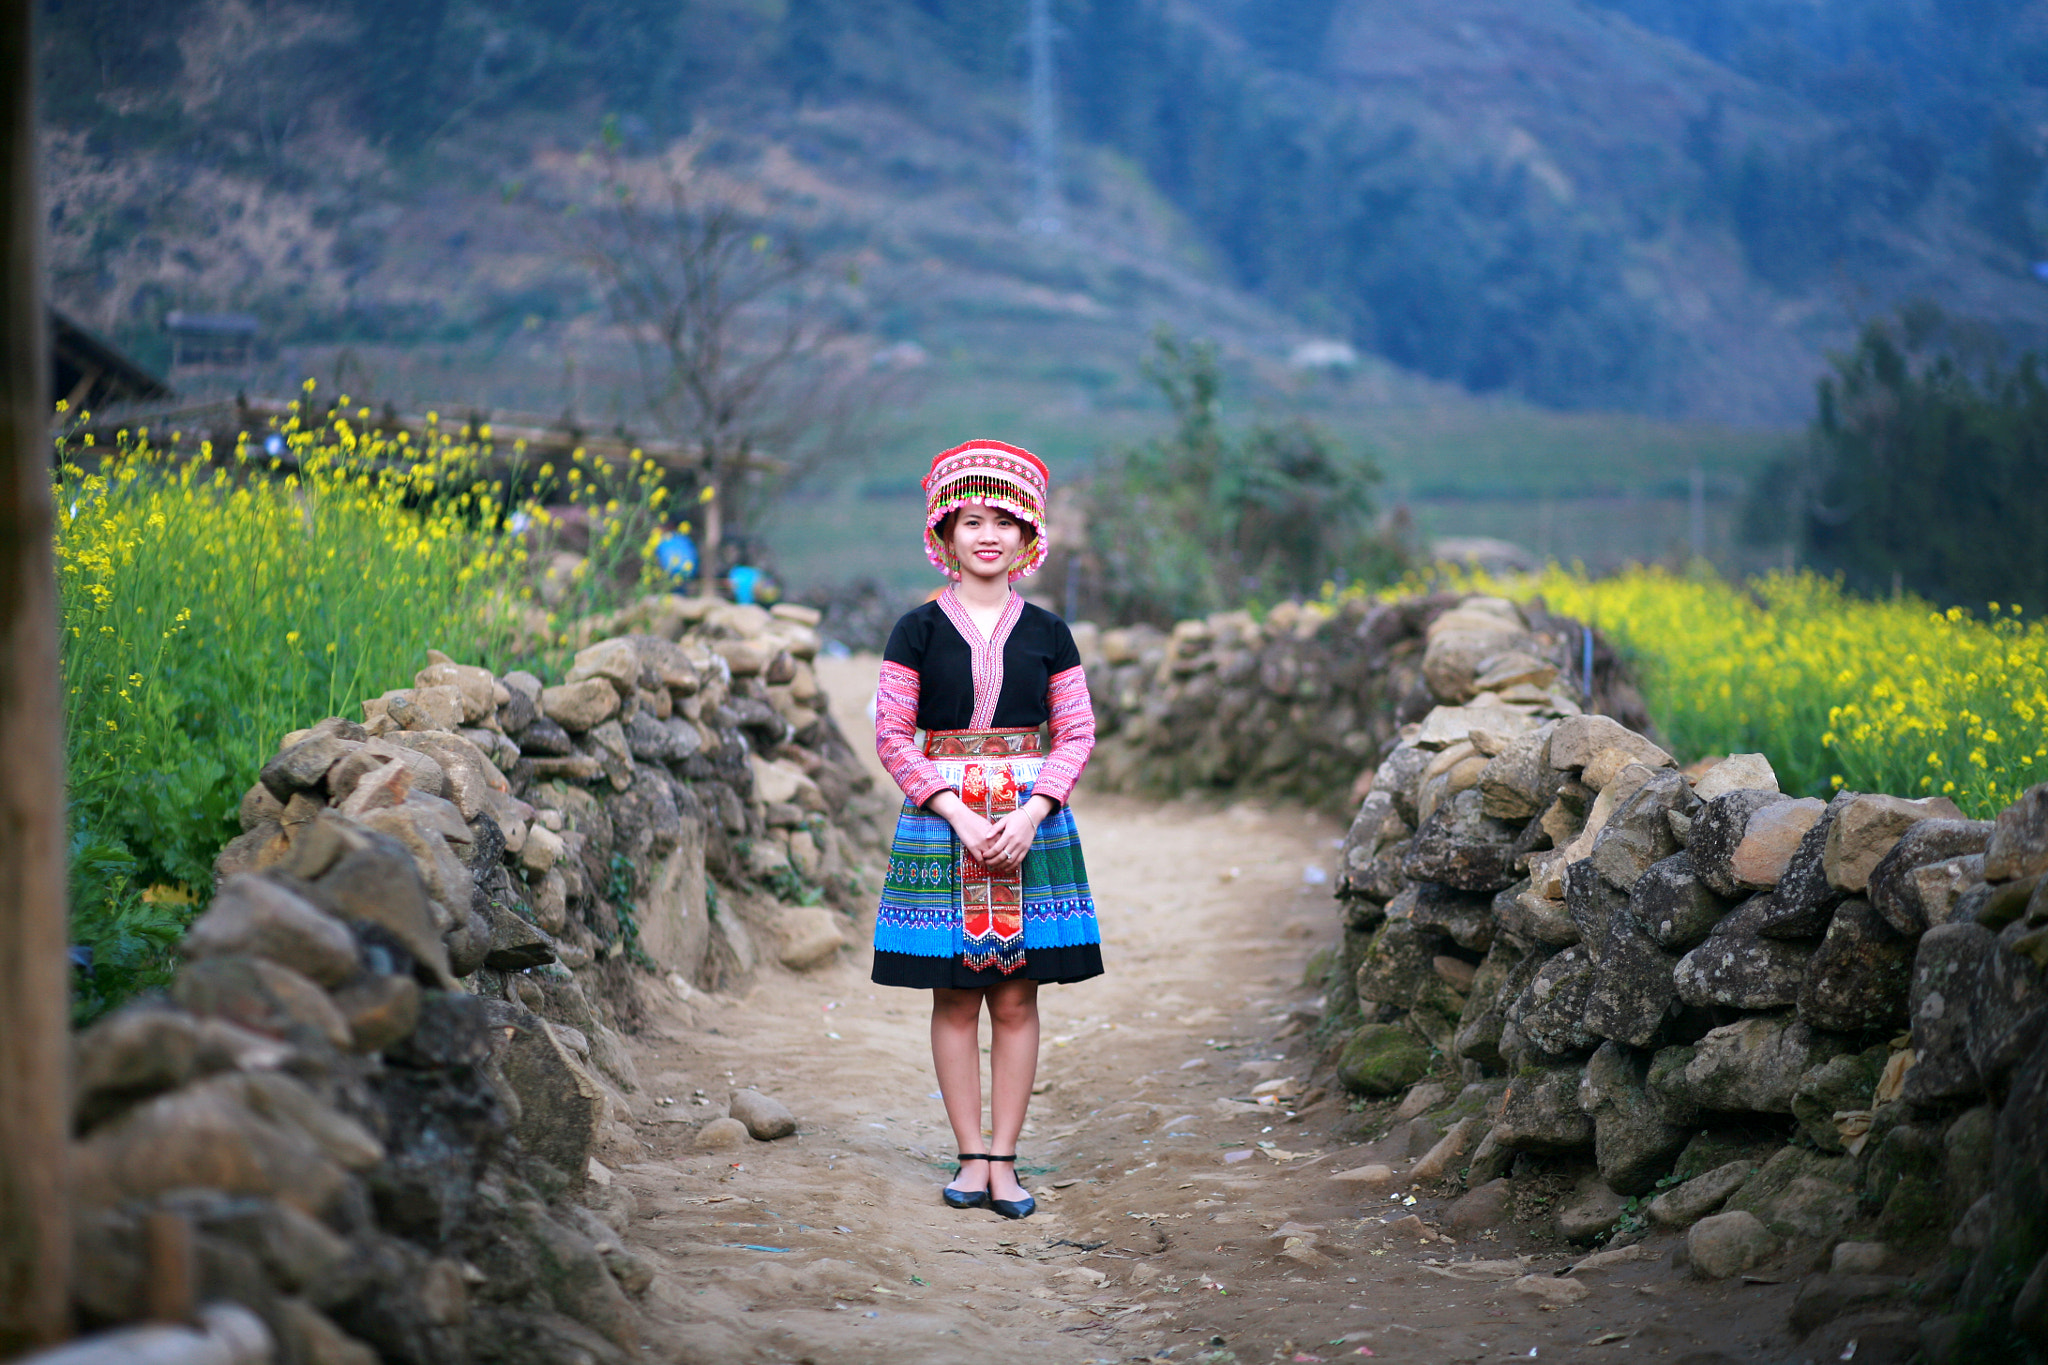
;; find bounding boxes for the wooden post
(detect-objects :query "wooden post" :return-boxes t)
[143,1211,195,1326]
[0,0,75,1351]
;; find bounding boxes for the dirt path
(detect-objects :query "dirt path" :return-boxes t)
[596,657,1798,1365]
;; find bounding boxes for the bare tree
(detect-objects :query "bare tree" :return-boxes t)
[571,126,871,586]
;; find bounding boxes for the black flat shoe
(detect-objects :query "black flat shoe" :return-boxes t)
[943,1152,991,1210]
[986,1154,1035,1220]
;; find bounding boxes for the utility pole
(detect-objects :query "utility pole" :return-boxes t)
[0,0,75,1351]
[1023,0,1062,234]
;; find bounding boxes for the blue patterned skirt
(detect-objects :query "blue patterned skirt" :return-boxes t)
[870,785,1102,990]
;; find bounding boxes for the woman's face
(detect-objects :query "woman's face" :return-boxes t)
[946,500,1027,583]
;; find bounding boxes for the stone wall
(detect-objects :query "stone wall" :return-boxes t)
[1319,594,2048,1360]
[1077,593,1650,811]
[51,597,893,1364]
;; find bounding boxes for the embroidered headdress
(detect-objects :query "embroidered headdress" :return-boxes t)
[922,439,1051,580]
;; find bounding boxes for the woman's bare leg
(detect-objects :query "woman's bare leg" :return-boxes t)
[931,987,989,1192]
[985,978,1041,1202]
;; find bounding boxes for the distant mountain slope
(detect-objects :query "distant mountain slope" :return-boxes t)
[34,0,2048,426]
[1091,0,2048,419]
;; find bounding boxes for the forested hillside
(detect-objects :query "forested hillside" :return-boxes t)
[35,0,2048,426]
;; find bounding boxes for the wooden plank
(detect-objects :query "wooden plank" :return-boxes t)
[0,0,76,1351]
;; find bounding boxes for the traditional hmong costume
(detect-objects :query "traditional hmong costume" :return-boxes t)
[870,441,1103,989]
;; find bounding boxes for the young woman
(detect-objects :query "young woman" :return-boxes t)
[870,440,1101,1220]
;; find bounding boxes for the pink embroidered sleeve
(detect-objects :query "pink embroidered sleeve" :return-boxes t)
[874,660,951,807]
[1033,664,1095,807]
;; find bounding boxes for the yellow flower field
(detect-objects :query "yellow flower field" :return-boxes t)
[55,389,535,1013]
[57,381,695,1017]
[1468,567,2047,818]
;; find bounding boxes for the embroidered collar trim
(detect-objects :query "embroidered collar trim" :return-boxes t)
[938,589,1023,731]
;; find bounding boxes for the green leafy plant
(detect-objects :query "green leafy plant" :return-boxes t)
[67,826,182,1024]
[605,851,656,969]
[1603,1171,1686,1243]
[764,863,824,907]
[1076,330,1405,625]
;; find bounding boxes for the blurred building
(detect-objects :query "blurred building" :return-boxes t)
[48,306,172,413]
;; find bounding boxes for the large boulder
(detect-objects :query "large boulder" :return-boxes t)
[1634,852,1737,951]
[1506,943,1599,1056]
[1689,790,1801,898]
[1583,909,1681,1048]
[1421,600,1535,703]
[1984,782,2048,882]
[1966,921,2048,1086]
[71,1007,208,1131]
[1724,1144,1858,1236]
[1547,714,1674,780]
[1752,791,1850,938]
[494,1004,607,1183]
[183,875,360,987]
[1397,880,1496,953]
[1867,819,1995,934]
[1494,879,1581,947]
[1904,922,1996,1104]
[1797,897,1915,1033]
[1679,1015,1853,1113]
[1824,793,1968,893]
[1493,1064,1594,1153]
[1585,768,1694,891]
[173,955,352,1051]
[1581,1041,1692,1195]
[1565,859,1630,962]
[1401,788,1521,893]
[70,1074,365,1216]
[1674,896,1818,1010]
[1477,724,1561,821]
[1355,918,1445,1009]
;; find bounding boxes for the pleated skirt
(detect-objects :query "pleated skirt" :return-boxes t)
[870,791,1103,990]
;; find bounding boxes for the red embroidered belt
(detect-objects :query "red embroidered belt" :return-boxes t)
[923,727,1039,975]
[922,726,1043,759]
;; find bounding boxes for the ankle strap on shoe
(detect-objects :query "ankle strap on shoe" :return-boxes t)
[956,1152,993,1162]
[987,1154,1017,1162]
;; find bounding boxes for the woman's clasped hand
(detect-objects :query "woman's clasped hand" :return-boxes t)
[931,791,1054,874]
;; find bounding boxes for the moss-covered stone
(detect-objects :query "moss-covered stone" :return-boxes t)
[1726,1144,1856,1223]
[1671,1127,1773,1182]
[1878,1173,1947,1243]
[1865,1118,1943,1210]
[1337,1024,1434,1096]
[1942,1106,1996,1220]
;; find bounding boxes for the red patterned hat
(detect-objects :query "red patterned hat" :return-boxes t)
[922,439,1051,580]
